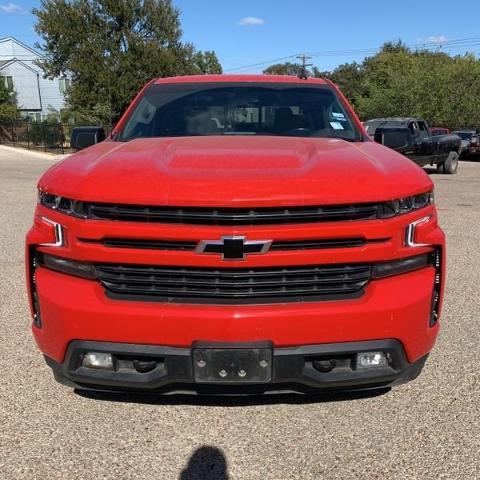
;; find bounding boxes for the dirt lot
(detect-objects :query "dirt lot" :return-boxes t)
[0,146,479,479]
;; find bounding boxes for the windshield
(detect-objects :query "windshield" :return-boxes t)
[118,83,362,141]
[363,120,403,135]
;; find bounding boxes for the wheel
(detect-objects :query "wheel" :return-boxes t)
[438,151,459,174]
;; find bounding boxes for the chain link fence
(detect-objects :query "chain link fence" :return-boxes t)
[0,120,110,154]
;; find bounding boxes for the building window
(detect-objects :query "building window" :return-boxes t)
[59,78,70,94]
[0,75,14,90]
[27,112,42,122]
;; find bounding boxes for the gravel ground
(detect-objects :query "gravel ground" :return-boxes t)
[0,146,479,480]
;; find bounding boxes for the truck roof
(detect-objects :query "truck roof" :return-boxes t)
[364,117,426,125]
[153,74,329,85]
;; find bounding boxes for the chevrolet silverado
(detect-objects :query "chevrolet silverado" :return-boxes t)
[26,75,445,395]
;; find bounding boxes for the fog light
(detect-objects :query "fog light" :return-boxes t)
[356,351,387,369]
[82,352,114,370]
[313,359,337,373]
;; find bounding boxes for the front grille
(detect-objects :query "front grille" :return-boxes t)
[85,203,380,225]
[96,263,372,304]
[82,237,375,251]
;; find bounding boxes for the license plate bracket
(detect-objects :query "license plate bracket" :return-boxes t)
[193,347,272,383]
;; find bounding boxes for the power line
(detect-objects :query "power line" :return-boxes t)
[224,36,480,73]
[225,53,301,73]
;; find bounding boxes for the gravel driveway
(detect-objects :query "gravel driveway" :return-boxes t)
[0,146,479,479]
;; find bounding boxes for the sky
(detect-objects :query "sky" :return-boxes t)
[1,0,480,73]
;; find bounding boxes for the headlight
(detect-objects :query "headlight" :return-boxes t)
[377,191,433,219]
[38,191,87,217]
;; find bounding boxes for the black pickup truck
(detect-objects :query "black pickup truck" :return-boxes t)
[364,117,461,174]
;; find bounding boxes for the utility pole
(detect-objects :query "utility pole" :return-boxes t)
[105,24,113,129]
[296,53,312,79]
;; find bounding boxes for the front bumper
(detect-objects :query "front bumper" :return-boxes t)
[45,339,428,395]
[33,264,439,364]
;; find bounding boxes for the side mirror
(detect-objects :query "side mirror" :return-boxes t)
[70,126,106,150]
[374,127,412,150]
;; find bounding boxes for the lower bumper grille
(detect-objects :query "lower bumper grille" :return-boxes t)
[96,263,372,304]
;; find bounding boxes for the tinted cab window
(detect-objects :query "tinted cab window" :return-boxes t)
[118,83,362,141]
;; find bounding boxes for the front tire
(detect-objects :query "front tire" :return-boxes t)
[438,151,459,174]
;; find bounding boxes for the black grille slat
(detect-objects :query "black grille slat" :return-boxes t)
[86,203,380,225]
[271,238,367,250]
[97,271,370,288]
[82,237,373,251]
[101,282,367,298]
[96,263,372,304]
[97,264,371,278]
[103,239,197,250]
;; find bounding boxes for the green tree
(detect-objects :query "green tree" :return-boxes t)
[263,62,305,76]
[0,80,20,120]
[318,62,366,108]
[356,44,420,119]
[191,50,223,74]
[33,0,222,125]
[356,44,480,128]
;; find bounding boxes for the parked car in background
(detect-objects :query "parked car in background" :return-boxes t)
[364,117,461,174]
[430,127,450,136]
[451,129,477,158]
[468,133,480,160]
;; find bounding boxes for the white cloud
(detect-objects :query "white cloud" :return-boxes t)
[238,16,265,27]
[0,2,27,14]
[423,35,449,44]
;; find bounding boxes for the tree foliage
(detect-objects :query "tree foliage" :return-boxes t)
[192,51,223,74]
[264,42,480,129]
[318,62,366,109]
[263,62,306,76]
[33,0,222,125]
[0,80,19,120]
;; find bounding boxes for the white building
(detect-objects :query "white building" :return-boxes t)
[0,37,68,121]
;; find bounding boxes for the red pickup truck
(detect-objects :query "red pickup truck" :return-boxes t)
[26,75,445,395]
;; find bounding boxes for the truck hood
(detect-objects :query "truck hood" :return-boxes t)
[39,136,432,206]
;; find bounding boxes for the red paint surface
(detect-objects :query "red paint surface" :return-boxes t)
[26,75,445,366]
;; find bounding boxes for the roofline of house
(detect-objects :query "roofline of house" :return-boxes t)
[0,37,43,57]
[0,57,39,75]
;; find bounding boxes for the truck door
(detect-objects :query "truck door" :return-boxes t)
[411,121,435,166]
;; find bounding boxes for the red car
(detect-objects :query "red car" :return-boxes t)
[468,133,480,159]
[430,127,451,136]
[26,75,445,395]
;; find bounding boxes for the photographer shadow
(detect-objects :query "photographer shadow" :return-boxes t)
[179,446,228,480]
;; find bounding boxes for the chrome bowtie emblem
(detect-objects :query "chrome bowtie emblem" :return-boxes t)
[196,236,272,260]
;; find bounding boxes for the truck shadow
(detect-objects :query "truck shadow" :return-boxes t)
[74,387,390,407]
